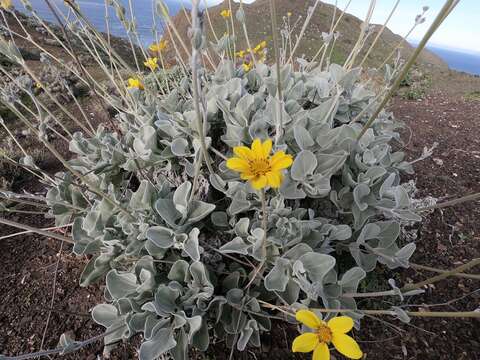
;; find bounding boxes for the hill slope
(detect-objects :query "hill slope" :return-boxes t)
[167,0,446,69]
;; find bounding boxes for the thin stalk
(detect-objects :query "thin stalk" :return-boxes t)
[287,0,321,64]
[309,0,352,69]
[417,192,480,211]
[344,0,376,70]
[411,263,480,281]
[259,301,480,319]
[2,324,126,360]
[0,218,73,244]
[260,189,268,259]
[203,0,219,42]
[359,0,401,68]
[356,0,460,141]
[0,223,72,241]
[227,0,236,62]
[402,258,480,291]
[0,119,28,157]
[268,0,284,146]
[191,0,214,175]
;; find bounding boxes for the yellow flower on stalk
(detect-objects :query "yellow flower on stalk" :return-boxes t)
[149,40,167,53]
[292,310,363,360]
[0,0,13,10]
[253,41,267,53]
[220,9,231,18]
[226,138,293,190]
[236,50,246,58]
[127,78,144,90]
[144,57,158,71]
[242,61,253,72]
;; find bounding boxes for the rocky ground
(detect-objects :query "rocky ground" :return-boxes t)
[1,8,479,360]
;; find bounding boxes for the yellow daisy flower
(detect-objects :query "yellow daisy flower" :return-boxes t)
[0,0,13,10]
[127,78,144,90]
[220,9,231,18]
[226,138,293,190]
[149,40,167,53]
[292,310,363,360]
[242,61,253,72]
[144,57,158,71]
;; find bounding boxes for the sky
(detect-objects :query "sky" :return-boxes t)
[197,0,480,54]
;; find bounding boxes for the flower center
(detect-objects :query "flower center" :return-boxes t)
[317,325,332,343]
[249,158,272,176]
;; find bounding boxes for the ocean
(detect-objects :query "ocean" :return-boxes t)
[10,1,480,76]
[424,45,480,76]
[11,0,190,46]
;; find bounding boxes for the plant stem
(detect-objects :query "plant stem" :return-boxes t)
[191,0,214,175]
[259,301,480,319]
[356,0,460,141]
[260,189,268,259]
[417,192,480,211]
[410,263,480,280]
[402,258,480,291]
[0,218,73,244]
[268,0,284,146]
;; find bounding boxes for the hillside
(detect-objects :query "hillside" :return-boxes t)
[167,0,447,69]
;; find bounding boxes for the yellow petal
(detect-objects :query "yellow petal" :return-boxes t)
[261,139,272,158]
[296,310,322,329]
[251,138,263,158]
[266,171,282,188]
[226,158,250,172]
[331,333,363,359]
[328,316,354,334]
[250,175,267,190]
[313,342,330,360]
[271,152,293,171]
[240,172,255,180]
[292,333,319,353]
[233,146,254,161]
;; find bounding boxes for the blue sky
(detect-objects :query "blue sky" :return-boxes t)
[321,0,479,54]
[200,0,479,54]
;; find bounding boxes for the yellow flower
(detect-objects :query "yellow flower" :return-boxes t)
[236,50,246,58]
[0,0,13,10]
[127,78,144,90]
[220,9,231,18]
[287,11,292,17]
[226,138,293,190]
[242,61,253,72]
[149,40,167,53]
[34,82,42,89]
[253,41,267,54]
[144,57,158,71]
[292,310,363,360]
